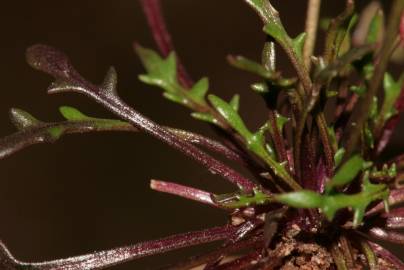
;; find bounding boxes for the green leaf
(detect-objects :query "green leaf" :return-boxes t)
[135,45,177,86]
[229,94,240,111]
[135,45,178,93]
[227,55,276,79]
[47,126,65,140]
[278,172,389,227]
[268,112,288,135]
[60,106,130,129]
[334,14,358,57]
[378,73,403,123]
[9,108,41,130]
[370,163,397,179]
[188,77,209,104]
[208,95,251,139]
[366,9,384,44]
[369,97,379,120]
[388,163,397,178]
[191,112,218,125]
[320,18,331,31]
[163,92,187,105]
[364,124,375,149]
[217,189,272,208]
[317,45,373,84]
[350,85,366,96]
[138,74,174,92]
[363,63,374,81]
[251,82,269,94]
[59,106,90,121]
[338,14,358,56]
[263,23,288,46]
[327,126,338,152]
[292,32,307,60]
[136,45,215,112]
[334,148,346,168]
[326,155,365,193]
[276,190,324,209]
[249,126,267,152]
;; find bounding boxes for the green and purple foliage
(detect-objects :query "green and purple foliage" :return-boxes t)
[1,0,404,269]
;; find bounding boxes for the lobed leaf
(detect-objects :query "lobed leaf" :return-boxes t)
[208,95,299,190]
[277,172,389,227]
[135,45,177,89]
[136,45,211,112]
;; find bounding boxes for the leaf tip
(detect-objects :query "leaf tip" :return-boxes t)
[9,108,40,130]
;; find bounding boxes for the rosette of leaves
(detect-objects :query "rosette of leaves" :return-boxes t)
[0,0,404,269]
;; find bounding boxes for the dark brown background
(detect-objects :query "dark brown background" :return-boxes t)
[0,1,401,269]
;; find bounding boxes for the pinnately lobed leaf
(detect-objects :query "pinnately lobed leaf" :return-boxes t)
[276,172,388,227]
[136,45,178,92]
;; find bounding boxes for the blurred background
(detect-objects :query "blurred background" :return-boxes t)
[0,0,401,269]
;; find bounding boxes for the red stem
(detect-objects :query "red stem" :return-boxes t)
[0,225,237,270]
[26,44,257,191]
[368,227,404,244]
[368,241,404,269]
[381,208,404,229]
[150,179,219,207]
[139,0,193,88]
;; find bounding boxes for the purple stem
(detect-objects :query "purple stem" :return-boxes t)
[0,112,247,166]
[368,241,404,269]
[381,208,404,229]
[215,251,261,270]
[203,219,262,269]
[139,0,193,88]
[0,116,135,160]
[26,44,257,191]
[150,179,219,207]
[159,235,263,270]
[169,128,249,166]
[316,158,327,193]
[368,227,404,244]
[0,225,237,270]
